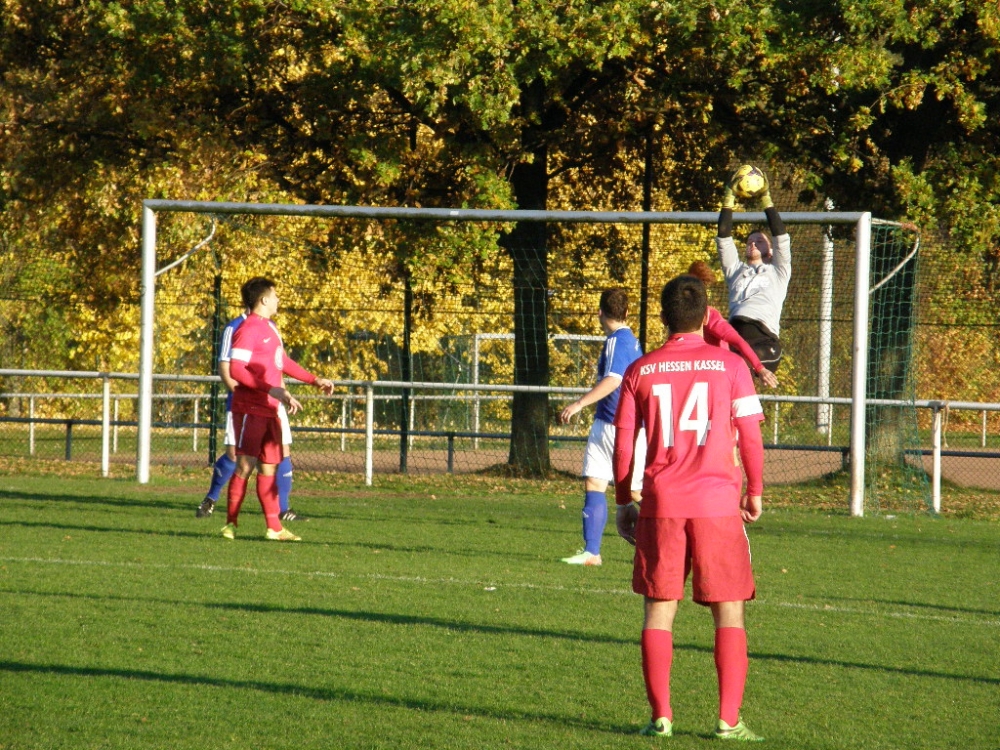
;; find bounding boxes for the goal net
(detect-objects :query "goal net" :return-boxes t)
[136,202,931,515]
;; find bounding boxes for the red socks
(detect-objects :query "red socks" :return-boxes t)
[715,627,749,726]
[641,628,673,721]
[642,625,748,726]
[226,473,282,532]
[226,474,247,525]
[256,474,282,531]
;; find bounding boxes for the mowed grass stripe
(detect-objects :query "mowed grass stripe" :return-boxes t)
[3,555,999,628]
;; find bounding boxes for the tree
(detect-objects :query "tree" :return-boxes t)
[4,0,1000,475]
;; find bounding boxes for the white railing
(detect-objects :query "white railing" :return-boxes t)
[2,369,995,513]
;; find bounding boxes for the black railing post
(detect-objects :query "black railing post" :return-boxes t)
[65,420,74,460]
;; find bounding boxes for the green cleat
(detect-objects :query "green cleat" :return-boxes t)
[265,527,301,542]
[715,718,763,742]
[221,523,236,540]
[640,717,673,737]
[560,550,602,566]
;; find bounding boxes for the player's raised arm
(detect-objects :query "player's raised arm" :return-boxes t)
[704,311,779,388]
[759,178,790,275]
[716,170,742,276]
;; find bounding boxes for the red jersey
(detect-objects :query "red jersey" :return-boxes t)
[704,306,765,374]
[229,313,316,417]
[614,333,764,518]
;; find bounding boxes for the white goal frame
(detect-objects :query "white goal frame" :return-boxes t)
[138,201,872,513]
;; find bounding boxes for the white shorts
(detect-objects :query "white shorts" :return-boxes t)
[582,418,646,491]
[224,403,292,447]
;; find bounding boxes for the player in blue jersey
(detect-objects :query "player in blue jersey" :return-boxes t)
[194,309,303,521]
[558,288,646,566]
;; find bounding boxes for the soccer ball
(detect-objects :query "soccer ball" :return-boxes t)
[732,165,767,200]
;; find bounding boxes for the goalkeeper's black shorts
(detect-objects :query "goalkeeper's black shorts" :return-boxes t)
[730,316,782,374]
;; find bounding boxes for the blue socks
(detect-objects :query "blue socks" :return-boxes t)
[206,453,237,501]
[276,456,293,513]
[582,490,608,555]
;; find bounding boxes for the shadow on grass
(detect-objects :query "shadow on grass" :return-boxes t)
[753,519,999,551]
[1,519,220,540]
[2,587,998,689]
[0,487,573,534]
[817,594,1000,618]
[1,518,574,558]
[0,658,639,736]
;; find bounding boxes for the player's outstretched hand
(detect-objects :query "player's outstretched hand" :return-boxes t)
[314,377,335,396]
[756,369,779,389]
[270,386,303,415]
[740,493,763,523]
[286,394,304,415]
[559,402,581,425]
[721,171,738,210]
[616,503,639,546]
[757,172,774,210]
[725,168,744,194]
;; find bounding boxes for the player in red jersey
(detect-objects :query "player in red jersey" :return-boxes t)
[687,261,778,390]
[221,277,334,542]
[613,274,766,741]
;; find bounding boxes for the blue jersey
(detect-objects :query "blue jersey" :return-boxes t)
[218,314,246,410]
[593,326,642,424]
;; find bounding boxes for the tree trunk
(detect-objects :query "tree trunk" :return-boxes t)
[502,83,551,476]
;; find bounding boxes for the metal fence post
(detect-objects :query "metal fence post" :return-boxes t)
[193,397,200,452]
[931,403,943,513]
[29,396,35,455]
[102,377,111,477]
[365,384,374,486]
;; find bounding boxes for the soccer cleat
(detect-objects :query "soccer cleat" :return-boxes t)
[265,527,301,542]
[196,497,216,518]
[715,718,764,742]
[221,523,236,540]
[560,550,602,566]
[640,717,673,737]
[279,509,306,522]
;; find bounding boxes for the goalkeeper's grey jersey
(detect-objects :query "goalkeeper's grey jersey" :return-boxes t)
[716,233,791,338]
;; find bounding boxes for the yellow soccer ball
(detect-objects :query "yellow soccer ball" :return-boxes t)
[732,165,767,199]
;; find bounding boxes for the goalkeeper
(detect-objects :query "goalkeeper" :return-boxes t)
[716,168,791,373]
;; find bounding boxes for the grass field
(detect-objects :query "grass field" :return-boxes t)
[1,462,998,749]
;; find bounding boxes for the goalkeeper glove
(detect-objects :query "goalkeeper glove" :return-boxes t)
[722,189,736,210]
[721,183,736,210]
[758,173,773,209]
[721,168,744,210]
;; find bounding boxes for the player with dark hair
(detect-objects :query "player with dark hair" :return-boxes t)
[221,277,334,542]
[558,288,645,566]
[613,274,766,741]
[717,168,791,373]
[195,309,303,521]
[686,261,779,389]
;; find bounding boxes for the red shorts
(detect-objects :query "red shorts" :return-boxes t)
[632,516,755,604]
[232,411,283,465]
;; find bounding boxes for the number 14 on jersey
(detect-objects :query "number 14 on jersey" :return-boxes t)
[652,382,711,447]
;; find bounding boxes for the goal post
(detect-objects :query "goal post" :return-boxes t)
[137,200,876,511]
